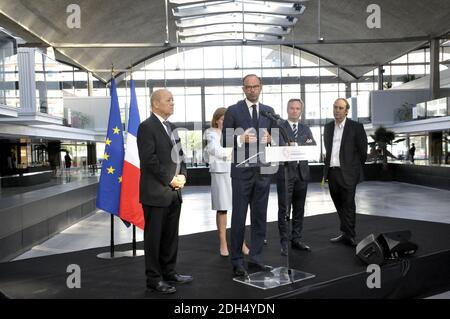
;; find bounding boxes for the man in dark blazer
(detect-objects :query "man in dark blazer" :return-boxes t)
[137,89,192,294]
[276,98,316,256]
[222,74,276,277]
[323,98,368,247]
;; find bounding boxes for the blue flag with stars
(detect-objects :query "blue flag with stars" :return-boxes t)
[96,78,124,216]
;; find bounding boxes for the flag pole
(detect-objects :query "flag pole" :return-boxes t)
[129,69,137,257]
[132,225,137,256]
[110,214,115,257]
[110,65,115,258]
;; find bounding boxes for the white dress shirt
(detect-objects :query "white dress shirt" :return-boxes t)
[287,120,299,133]
[153,112,169,135]
[245,99,259,116]
[330,117,346,167]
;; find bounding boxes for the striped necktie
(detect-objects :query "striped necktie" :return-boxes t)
[292,123,298,140]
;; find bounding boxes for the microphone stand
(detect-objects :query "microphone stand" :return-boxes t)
[232,111,315,289]
[260,112,296,284]
[236,151,265,168]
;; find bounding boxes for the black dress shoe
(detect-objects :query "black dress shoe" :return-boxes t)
[291,240,311,251]
[163,273,193,284]
[147,281,176,294]
[345,237,357,247]
[233,265,248,277]
[330,234,346,243]
[247,261,273,272]
[330,234,356,247]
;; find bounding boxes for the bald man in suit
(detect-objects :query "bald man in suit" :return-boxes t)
[138,89,193,294]
[323,98,368,247]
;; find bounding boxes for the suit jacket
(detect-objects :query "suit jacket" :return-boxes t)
[323,118,368,186]
[222,100,276,179]
[137,113,187,207]
[205,128,231,173]
[276,120,316,182]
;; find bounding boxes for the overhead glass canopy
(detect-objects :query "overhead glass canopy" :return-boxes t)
[175,13,298,28]
[172,0,306,17]
[170,0,306,43]
[178,32,283,43]
[178,24,290,37]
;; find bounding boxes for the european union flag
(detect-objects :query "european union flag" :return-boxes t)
[96,78,124,216]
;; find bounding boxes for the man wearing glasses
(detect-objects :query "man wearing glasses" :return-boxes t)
[222,74,276,277]
[323,98,368,247]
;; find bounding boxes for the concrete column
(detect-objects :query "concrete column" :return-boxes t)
[430,38,440,100]
[345,82,351,98]
[87,72,94,96]
[378,66,384,91]
[17,48,37,112]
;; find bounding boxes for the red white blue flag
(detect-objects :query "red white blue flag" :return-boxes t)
[119,80,144,229]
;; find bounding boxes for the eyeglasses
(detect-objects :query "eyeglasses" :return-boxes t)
[244,85,261,90]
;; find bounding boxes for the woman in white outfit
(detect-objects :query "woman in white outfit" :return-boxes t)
[205,107,249,257]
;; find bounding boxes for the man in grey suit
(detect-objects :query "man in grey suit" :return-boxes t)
[323,98,368,247]
[276,98,316,256]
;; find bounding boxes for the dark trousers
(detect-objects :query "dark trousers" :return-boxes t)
[142,194,181,285]
[277,171,308,244]
[230,169,271,267]
[328,168,357,238]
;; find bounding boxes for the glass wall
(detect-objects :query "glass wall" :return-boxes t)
[22,43,445,167]
[60,142,88,168]
[111,43,448,166]
[35,51,64,117]
[0,32,19,107]
[410,135,428,161]
[119,45,363,165]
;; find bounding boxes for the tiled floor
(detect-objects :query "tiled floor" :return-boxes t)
[11,181,450,298]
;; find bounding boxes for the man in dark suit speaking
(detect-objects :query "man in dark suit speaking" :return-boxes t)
[222,74,276,277]
[323,98,368,247]
[276,98,316,256]
[137,89,192,294]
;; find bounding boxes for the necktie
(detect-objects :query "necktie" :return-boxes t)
[163,121,176,145]
[163,120,180,175]
[251,104,258,131]
[293,123,298,140]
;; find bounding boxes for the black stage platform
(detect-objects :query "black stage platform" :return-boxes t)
[0,213,449,299]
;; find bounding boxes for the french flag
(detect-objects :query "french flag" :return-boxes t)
[119,80,144,229]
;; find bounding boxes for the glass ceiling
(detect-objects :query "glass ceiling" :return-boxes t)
[175,13,298,28]
[178,24,290,37]
[179,32,283,43]
[170,0,306,43]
